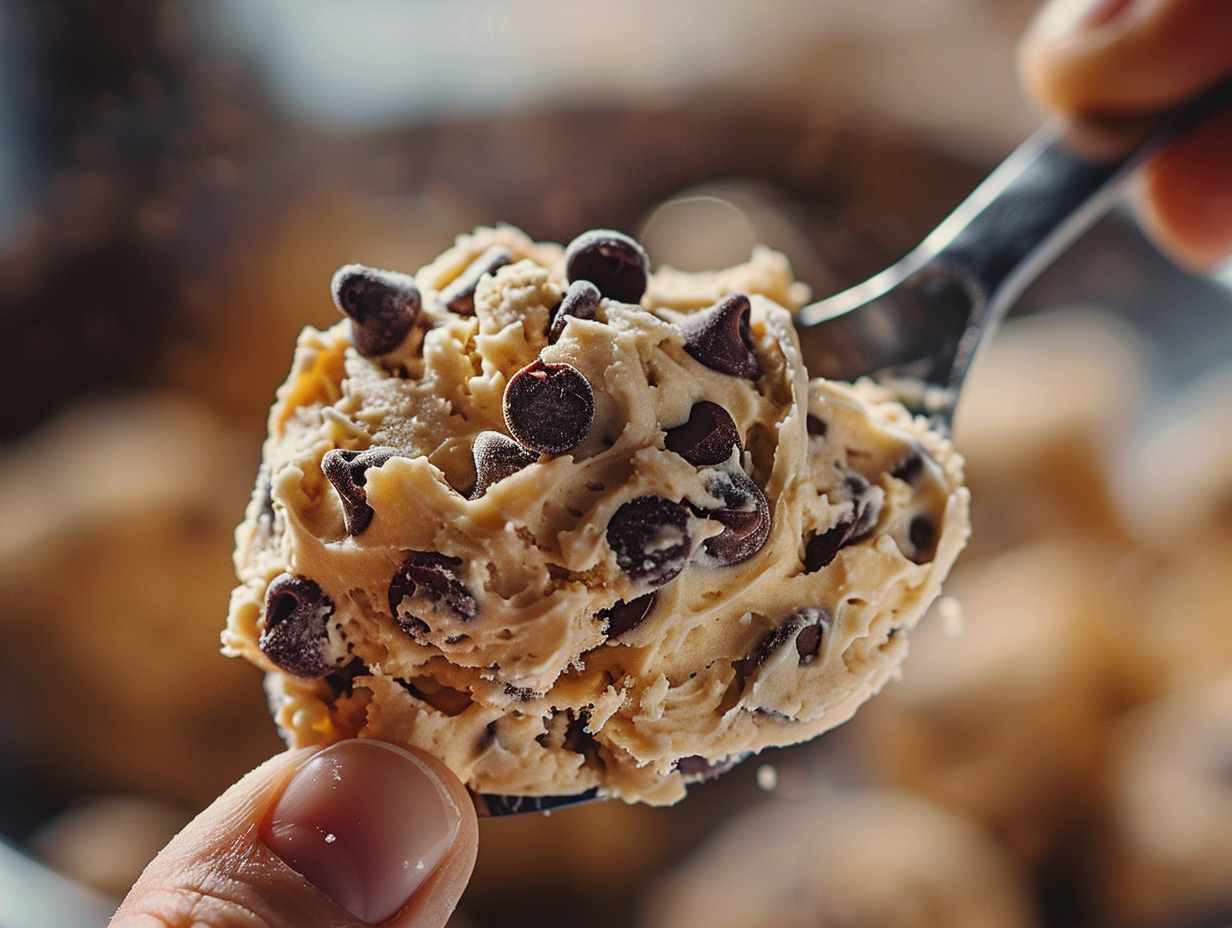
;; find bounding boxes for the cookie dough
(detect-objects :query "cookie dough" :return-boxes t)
[224,225,969,805]
[639,787,1039,928]
[1098,672,1232,925]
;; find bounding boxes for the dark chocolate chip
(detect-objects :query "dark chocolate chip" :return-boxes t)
[803,521,854,572]
[503,359,595,455]
[744,613,807,671]
[324,656,370,696]
[321,446,397,535]
[606,495,692,588]
[806,414,828,438]
[438,244,513,316]
[803,477,879,571]
[548,279,602,343]
[674,754,740,781]
[698,469,771,565]
[793,609,828,665]
[388,551,477,637]
[259,573,334,678]
[563,229,649,304]
[330,264,421,357]
[599,592,656,639]
[664,401,740,467]
[678,293,759,379]
[469,431,538,499]
[892,453,924,484]
[908,515,937,563]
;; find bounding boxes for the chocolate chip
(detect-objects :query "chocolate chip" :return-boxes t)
[564,229,649,304]
[324,656,370,696]
[322,446,397,534]
[793,609,828,665]
[806,414,828,438]
[503,359,595,455]
[744,613,807,670]
[599,592,656,639]
[259,573,334,678]
[803,522,854,572]
[388,551,477,636]
[840,474,881,543]
[698,469,771,565]
[678,293,759,379]
[606,495,692,588]
[664,401,740,467]
[438,244,513,316]
[892,453,924,483]
[908,515,937,563]
[469,431,538,499]
[330,264,421,357]
[674,754,740,781]
[548,279,601,343]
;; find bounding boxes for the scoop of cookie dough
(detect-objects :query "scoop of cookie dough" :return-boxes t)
[224,225,970,805]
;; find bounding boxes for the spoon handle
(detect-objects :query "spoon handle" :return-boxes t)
[796,75,1232,411]
[924,73,1232,323]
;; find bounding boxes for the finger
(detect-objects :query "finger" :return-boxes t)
[110,740,479,928]
[1137,102,1232,269]
[1018,0,1232,116]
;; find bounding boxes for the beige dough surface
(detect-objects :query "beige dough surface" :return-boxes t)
[224,225,969,804]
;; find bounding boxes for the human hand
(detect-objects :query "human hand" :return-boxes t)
[1018,0,1232,271]
[109,740,478,927]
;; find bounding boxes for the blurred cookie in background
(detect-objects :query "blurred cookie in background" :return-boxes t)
[0,392,282,815]
[1097,672,1232,928]
[850,537,1134,870]
[952,307,1149,558]
[638,785,1040,928]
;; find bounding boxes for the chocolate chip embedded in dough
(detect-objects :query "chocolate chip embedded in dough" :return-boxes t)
[744,612,807,671]
[330,264,421,357]
[678,293,759,379]
[548,279,602,343]
[599,592,656,639]
[259,573,334,678]
[803,521,854,572]
[503,359,595,455]
[674,754,740,781]
[388,551,477,637]
[792,609,828,665]
[606,495,692,588]
[469,431,538,499]
[803,479,881,571]
[564,229,649,304]
[664,401,740,467]
[438,244,514,316]
[892,453,924,484]
[908,515,937,563]
[321,446,397,535]
[806,414,828,438]
[699,469,771,565]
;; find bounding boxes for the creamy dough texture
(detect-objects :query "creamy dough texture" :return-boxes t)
[224,225,970,805]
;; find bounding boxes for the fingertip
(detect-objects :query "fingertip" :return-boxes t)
[1137,103,1232,271]
[1019,0,1232,117]
[111,741,479,928]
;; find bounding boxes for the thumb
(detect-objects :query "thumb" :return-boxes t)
[110,740,479,928]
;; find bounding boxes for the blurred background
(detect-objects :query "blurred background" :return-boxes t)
[2,1,1232,926]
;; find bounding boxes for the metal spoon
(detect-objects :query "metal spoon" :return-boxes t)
[797,75,1232,426]
[473,76,1232,819]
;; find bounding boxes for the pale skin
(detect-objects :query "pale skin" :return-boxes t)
[108,2,1230,926]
